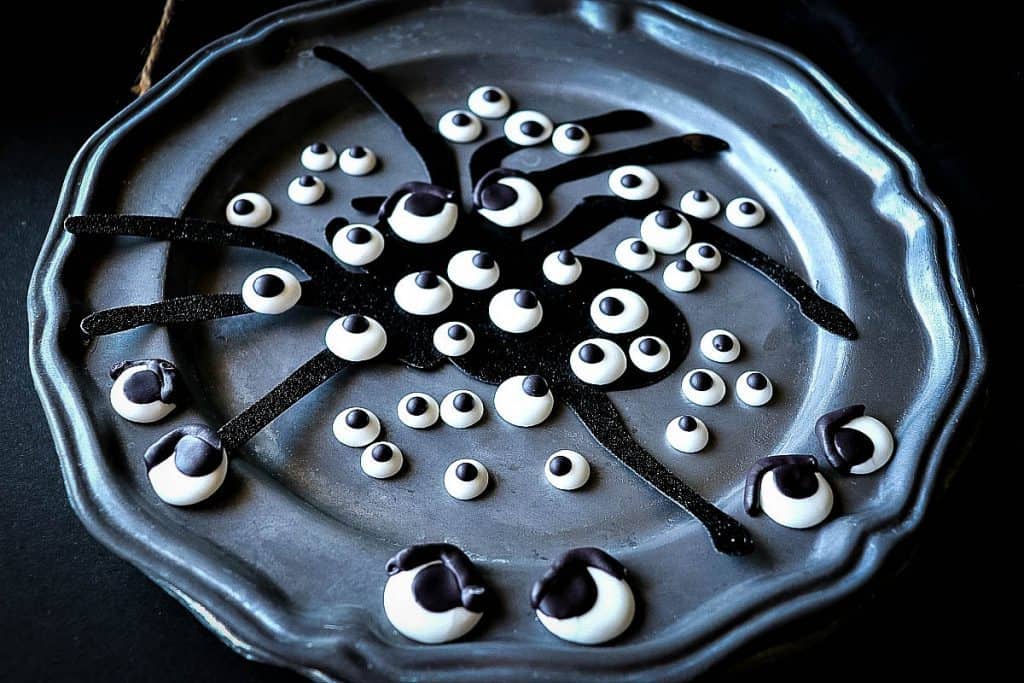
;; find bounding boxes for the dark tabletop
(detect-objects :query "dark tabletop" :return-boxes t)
[0,2,1015,680]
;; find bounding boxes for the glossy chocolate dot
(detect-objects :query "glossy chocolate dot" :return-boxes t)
[483,88,501,102]
[515,290,538,308]
[455,462,478,481]
[252,274,285,297]
[599,297,624,316]
[675,259,694,272]
[639,338,661,355]
[690,371,713,391]
[548,455,572,476]
[620,174,641,188]
[343,314,369,333]
[699,245,715,258]
[520,120,544,137]
[739,201,757,214]
[775,463,819,498]
[453,392,475,412]
[415,271,440,289]
[233,199,254,215]
[448,324,468,340]
[406,396,429,415]
[655,209,682,228]
[480,183,518,210]
[452,113,472,126]
[347,226,371,244]
[692,189,708,201]
[713,334,733,352]
[746,372,768,390]
[348,145,366,158]
[406,193,445,217]
[346,409,370,429]
[472,252,495,269]
[579,343,605,363]
[299,175,316,187]
[371,443,394,462]
[557,249,576,265]
[310,142,327,154]
[564,125,585,140]
[678,415,698,431]
[523,375,548,397]
[630,241,649,254]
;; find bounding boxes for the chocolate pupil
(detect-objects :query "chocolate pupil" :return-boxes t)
[774,463,819,499]
[557,249,575,265]
[599,297,624,316]
[746,373,768,390]
[415,271,440,289]
[455,462,478,481]
[638,338,660,355]
[482,88,501,102]
[232,199,254,215]
[522,375,547,397]
[549,455,572,476]
[655,209,681,228]
[472,252,495,269]
[252,274,285,298]
[690,372,713,391]
[579,343,604,363]
[453,392,475,412]
[520,120,544,137]
[514,290,538,308]
[345,409,369,429]
[834,428,874,466]
[343,314,369,333]
[406,397,428,415]
[698,245,715,258]
[447,324,467,340]
[348,145,366,158]
[346,226,371,244]
[371,444,393,462]
[630,240,649,254]
[712,334,733,352]
[678,415,697,431]
[564,125,584,140]
[405,192,445,217]
[480,183,517,211]
[739,201,756,214]
[620,174,641,188]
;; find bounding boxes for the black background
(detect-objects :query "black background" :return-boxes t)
[1,1,1016,680]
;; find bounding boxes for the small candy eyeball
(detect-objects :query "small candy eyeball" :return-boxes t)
[545,450,590,491]
[640,209,692,255]
[433,321,475,357]
[300,141,337,171]
[609,165,659,200]
[494,375,554,427]
[570,338,627,386]
[543,249,582,285]
[745,455,833,529]
[447,249,500,290]
[726,197,766,228]
[682,368,727,406]
[663,258,701,292]
[331,222,385,266]
[815,404,895,475]
[552,123,591,155]
[387,186,459,244]
[699,329,741,363]
[241,267,302,314]
[440,390,485,429]
[628,336,670,373]
[444,459,490,500]
[665,415,709,453]
[438,109,483,143]
[736,371,774,406]
[685,242,722,272]
[488,288,543,334]
[332,407,381,447]
[109,359,182,423]
[361,441,404,479]
[325,314,387,361]
[504,110,554,146]
[225,192,272,227]
[394,271,454,316]
[531,547,635,645]
[143,423,228,506]
[680,189,721,219]
[397,392,440,429]
[468,85,511,118]
[475,171,544,228]
[287,174,326,205]
[614,238,656,271]
[589,288,649,334]
[338,145,377,176]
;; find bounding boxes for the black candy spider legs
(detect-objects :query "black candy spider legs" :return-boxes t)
[79,293,251,340]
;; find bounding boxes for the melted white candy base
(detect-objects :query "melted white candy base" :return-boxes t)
[844,415,895,474]
[148,450,227,507]
[110,365,175,423]
[383,562,483,644]
[760,470,833,529]
[536,567,635,645]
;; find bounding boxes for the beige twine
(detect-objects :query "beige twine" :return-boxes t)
[132,0,177,95]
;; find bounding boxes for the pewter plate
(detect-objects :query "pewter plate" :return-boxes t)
[28,1,985,680]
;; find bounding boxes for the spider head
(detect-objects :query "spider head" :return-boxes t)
[351,182,459,246]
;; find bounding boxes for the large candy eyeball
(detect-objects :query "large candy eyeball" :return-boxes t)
[339,145,377,176]
[614,238,656,272]
[300,141,337,171]
[665,415,709,453]
[475,172,543,227]
[726,197,766,228]
[331,222,385,266]
[325,314,387,361]
[504,110,554,146]
[685,242,722,272]
[570,339,627,386]
[398,392,440,429]
[361,441,404,479]
[287,174,326,205]
[494,375,554,427]
[109,359,181,424]
[332,407,381,447]
[640,209,691,254]
[543,250,582,286]
[440,390,484,429]
[680,189,721,219]
[699,329,741,363]
[444,459,490,500]
[447,249,500,290]
[590,288,649,334]
[745,455,833,529]
[552,123,591,155]
[394,271,454,316]
[241,267,302,314]
[467,85,511,118]
[531,548,635,645]
[609,165,659,200]
[545,450,590,491]
[628,336,670,373]
[387,190,458,244]
[816,405,895,475]
[226,192,272,227]
[663,258,701,292]
[144,424,227,507]
[433,322,475,357]
[438,109,482,143]
[682,369,726,406]
[488,289,543,334]
[736,371,774,406]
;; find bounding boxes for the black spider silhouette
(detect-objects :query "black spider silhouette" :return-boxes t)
[64,46,856,556]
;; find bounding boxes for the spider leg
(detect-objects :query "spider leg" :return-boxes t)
[524,194,634,255]
[80,293,251,339]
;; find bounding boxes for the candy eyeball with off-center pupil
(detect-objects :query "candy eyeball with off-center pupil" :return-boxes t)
[666,415,709,453]
[398,392,440,429]
[433,321,475,357]
[332,407,381,447]
[447,249,500,290]
[545,450,590,491]
[488,289,543,334]
[467,85,511,118]
[543,249,582,285]
[226,192,272,227]
[301,141,337,171]
[394,271,454,316]
[287,174,326,205]
[552,123,591,155]
[736,371,774,406]
[109,359,181,424]
[444,459,489,500]
[682,369,727,406]
[570,339,627,386]
[745,455,833,529]
[614,238,656,272]
[440,390,485,429]
[700,329,741,363]
[609,165,659,200]
[338,145,377,176]
[494,375,554,427]
[325,314,387,361]
[241,267,302,315]
[628,336,671,373]
[331,222,385,267]
[361,441,404,479]
[726,197,766,228]
[504,110,554,146]
[640,209,692,255]
[680,189,721,219]
[685,242,722,272]
[475,172,543,228]
[388,190,458,244]
[816,404,895,475]
[144,424,228,507]
[590,288,649,335]
[663,258,701,292]
[438,109,482,143]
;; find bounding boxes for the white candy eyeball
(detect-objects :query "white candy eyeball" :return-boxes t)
[817,405,895,475]
[394,271,454,316]
[665,415,709,453]
[628,336,670,373]
[614,238,656,271]
[444,459,489,500]
[685,242,722,272]
[331,222,385,266]
[447,249,500,290]
[699,329,741,363]
[682,369,727,406]
[433,322,475,357]
[504,110,554,146]
[494,375,554,427]
[552,123,591,155]
[680,189,721,219]
[438,109,482,143]
[325,314,387,361]
[545,450,590,491]
[226,192,272,227]
[590,288,649,334]
[109,359,180,424]
[361,441,404,479]
[398,393,440,429]
[241,267,302,314]
[388,191,458,244]
[440,390,484,429]
[338,145,377,175]
[746,456,833,529]
[609,165,659,200]
[476,175,543,227]
[640,209,692,254]
[543,250,582,285]
[488,289,543,333]
[467,85,511,118]
[287,175,326,205]
[736,371,773,406]
[300,142,337,171]
[663,258,701,292]
[144,424,227,507]
[726,197,766,228]
[332,407,381,447]
[570,339,627,386]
